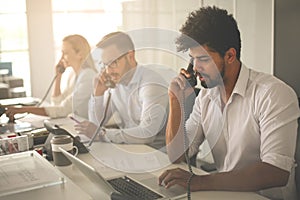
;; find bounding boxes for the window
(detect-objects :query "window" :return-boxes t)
[51,0,122,63]
[0,0,31,95]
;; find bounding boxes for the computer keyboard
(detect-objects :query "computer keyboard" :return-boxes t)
[108,176,163,200]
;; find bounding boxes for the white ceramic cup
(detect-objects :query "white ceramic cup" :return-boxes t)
[50,135,78,166]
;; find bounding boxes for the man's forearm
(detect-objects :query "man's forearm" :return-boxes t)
[192,162,289,192]
[166,95,186,163]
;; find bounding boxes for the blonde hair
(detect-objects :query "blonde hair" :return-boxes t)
[63,34,97,72]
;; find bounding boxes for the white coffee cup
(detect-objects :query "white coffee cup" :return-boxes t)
[50,135,78,166]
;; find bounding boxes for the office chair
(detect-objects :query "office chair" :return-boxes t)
[295,98,300,198]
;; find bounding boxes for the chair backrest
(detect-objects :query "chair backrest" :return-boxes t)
[295,98,300,197]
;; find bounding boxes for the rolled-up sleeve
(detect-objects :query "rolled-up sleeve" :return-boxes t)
[259,83,300,172]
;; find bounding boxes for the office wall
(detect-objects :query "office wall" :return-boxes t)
[26,0,55,100]
[26,0,299,99]
[235,0,273,74]
[122,0,274,75]
[274,0,300,97]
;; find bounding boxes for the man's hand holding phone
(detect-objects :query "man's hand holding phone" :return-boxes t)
[93,69,115,96]
[169,66,197,101]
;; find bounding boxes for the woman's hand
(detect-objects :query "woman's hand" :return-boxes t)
[55,55,66,75]
[5,107,27,122]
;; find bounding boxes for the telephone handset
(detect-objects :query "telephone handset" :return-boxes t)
[56,54,65,74]
[182,61,197,88]
[58,65,65,74]
[105,79,116,88]
[104,76,116,88]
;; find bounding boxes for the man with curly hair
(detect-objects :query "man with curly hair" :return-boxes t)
[159,6,299,199]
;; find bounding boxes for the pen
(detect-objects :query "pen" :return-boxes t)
[69,116,81,124]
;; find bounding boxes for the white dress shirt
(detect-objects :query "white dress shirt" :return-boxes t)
[89,65,172,149]
[45,67,97,119]
[186,64,300,200]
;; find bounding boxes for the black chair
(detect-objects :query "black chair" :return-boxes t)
[295,98,300,198]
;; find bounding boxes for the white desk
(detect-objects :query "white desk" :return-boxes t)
[0,151,93,200]
[57,142,269,200]
[0,115,270,200]
[0,179,93,200]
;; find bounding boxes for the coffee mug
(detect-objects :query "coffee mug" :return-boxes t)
[50,135,78,166]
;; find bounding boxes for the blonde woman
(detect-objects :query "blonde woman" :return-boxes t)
[6,34,97,120]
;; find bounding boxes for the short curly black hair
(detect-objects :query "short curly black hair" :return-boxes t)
[176,6,241,60]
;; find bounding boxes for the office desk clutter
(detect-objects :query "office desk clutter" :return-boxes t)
[0,135,29,155]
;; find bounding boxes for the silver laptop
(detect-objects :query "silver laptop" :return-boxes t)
[59,147,186,200]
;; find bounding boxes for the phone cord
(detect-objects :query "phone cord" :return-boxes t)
[88,90,111,146]
[36,74,58,107]
[182,90,194,200]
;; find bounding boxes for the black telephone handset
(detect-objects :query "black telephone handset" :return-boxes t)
[104,77,116,88]
[56,54,65,74]
[105,80,116,88]
[58,65,65,74]
[182,62,197,88]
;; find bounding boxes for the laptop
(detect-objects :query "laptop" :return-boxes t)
[59,147,187,200]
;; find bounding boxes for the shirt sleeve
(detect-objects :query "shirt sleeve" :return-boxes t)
[88,92,113,126]
[44,95,73,118]
[258,83,300,172]
[51,69,75,106]
[72,69,96,119]
[102,83,169,144]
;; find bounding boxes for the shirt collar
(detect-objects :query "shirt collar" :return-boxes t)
[118,64,140,86]
[232,63,249,97]
[205,63,250,101]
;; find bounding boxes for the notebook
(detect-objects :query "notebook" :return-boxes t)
[59,147,187,200]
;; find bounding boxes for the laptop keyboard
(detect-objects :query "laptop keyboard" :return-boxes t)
[108,176,163,200]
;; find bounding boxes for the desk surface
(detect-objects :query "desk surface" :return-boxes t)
[0,96,40,106]
[0,143,269,200]
[0,116,269,200]
[59,142,269,200]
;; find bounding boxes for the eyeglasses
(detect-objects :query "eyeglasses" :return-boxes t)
[99,53,128,70]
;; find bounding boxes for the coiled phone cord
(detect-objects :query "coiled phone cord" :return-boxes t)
[181,90,194,200]
[36,74,58,107]
[88,90,111,147]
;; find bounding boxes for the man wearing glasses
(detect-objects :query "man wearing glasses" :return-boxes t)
[75,31,173,150]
